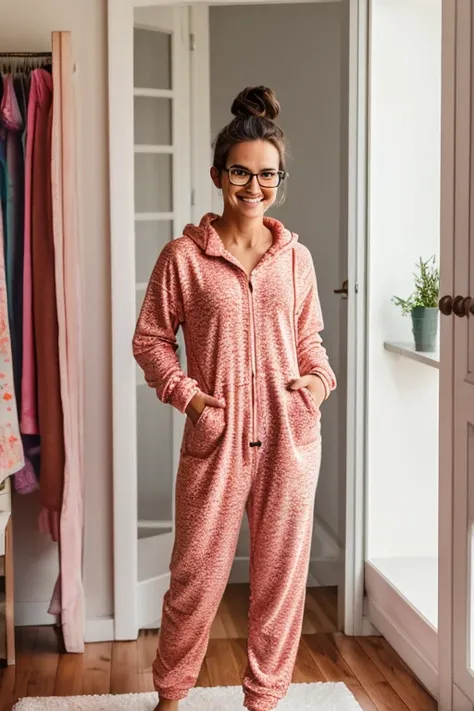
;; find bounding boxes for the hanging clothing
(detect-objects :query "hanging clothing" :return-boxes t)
[13,74,30,160]
[133,212,336,710]
[46,30,85,653]
[29,68,65,513]
[14,433,40,494]
[0,74,24,411]
[0,199,24,485]
[0,42,84,653]
[21,69,47,435]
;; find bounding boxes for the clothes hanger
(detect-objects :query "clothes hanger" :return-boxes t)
[0,52,52,76]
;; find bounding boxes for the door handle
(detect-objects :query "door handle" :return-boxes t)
[334,279,348,298]
[439,295,474,317]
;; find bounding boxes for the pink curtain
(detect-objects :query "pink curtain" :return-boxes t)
[47,31,85,653]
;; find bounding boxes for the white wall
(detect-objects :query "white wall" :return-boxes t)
[0,0,113,625]
[210,0,349,547]
[367,0,442,560]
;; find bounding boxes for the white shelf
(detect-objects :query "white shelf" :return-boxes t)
[384,341,439,369]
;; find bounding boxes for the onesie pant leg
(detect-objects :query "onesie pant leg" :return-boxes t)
[152,447,249,700]
[242,439,322,711]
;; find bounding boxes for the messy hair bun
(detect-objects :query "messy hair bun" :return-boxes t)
[212,85,287,184]
[231,86,280,122]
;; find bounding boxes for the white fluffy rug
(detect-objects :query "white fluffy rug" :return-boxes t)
[13,683,363,710]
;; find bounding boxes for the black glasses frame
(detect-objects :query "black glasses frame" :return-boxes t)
[222,166,288,188]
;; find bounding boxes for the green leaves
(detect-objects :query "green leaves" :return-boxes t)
[392,255,440,316]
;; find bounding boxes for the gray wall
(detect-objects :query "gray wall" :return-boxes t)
[210,1,349,543]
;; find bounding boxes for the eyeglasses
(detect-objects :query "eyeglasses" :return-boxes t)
[223,166,288,188]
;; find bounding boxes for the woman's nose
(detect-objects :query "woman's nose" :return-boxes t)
[247,174,260,190]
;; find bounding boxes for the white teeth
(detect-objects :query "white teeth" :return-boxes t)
[241,198,262,204]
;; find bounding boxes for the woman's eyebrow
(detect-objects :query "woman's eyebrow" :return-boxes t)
[230,164,277,171]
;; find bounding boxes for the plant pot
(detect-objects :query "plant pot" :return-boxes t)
[411,306,439,352]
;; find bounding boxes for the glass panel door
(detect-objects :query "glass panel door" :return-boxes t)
[133,5,191,628]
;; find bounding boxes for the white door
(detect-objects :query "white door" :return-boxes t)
[439,1,474,708]
[451,0,474,704]
[109,1,192,639]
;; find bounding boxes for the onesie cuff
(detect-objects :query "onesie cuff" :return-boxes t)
[167,375,201,414]
[309,371,331,401]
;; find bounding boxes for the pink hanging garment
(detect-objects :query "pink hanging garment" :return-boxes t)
[0,74,22,131]
[28,69,66,520]
[21,69,46,436]
[47,32,85,653]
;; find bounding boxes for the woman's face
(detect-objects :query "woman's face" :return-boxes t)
[211,139,281,220]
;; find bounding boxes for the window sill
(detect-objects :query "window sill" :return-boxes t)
[383,341,440,369]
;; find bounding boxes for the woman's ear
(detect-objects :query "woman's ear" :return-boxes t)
[210,166,222,190]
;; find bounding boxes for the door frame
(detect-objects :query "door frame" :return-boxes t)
[108,0,368,640]
[438,0,455,707]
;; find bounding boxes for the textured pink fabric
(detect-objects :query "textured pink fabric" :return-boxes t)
[133,212,336,710]
[14,456,39,494]
[45,31,85,653]
[21,69,52,436]
[0,75,22,130]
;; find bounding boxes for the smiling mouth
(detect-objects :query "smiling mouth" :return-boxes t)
[238,196,263,204]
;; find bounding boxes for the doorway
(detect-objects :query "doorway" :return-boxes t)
[130,0,351,631]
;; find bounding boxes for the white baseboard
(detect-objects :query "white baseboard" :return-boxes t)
[14,602,57,627]
[308,558,341,586]
[15,602,114,644]
[367,597,438,698]
[85,616,115,643]
[453,683,474,711]
[361,616,380,636]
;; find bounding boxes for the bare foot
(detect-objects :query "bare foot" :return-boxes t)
[154,698,179,711]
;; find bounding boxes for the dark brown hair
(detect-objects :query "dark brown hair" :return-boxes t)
[212,86,287,172]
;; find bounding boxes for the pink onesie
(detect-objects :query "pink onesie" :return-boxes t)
[133,211,336,711]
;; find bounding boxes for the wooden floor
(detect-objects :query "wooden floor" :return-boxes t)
[0,584,436,711]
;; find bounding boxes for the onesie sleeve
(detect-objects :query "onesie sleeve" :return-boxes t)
[296,254,337,401]
[132,242,202,414]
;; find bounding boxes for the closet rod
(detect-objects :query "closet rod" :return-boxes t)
[0,52,51,57]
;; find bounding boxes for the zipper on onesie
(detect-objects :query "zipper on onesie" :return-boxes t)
[248,278,262,448]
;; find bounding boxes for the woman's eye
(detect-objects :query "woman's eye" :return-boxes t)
[261,172,277,179]
[231,169,247,177]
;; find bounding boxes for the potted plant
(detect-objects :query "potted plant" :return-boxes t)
[392,255,440,353]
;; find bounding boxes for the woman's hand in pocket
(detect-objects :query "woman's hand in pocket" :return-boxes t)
[288,374,325,410]
[185,392,226,425]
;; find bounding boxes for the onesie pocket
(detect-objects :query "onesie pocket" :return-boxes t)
[287,387,320,447]
[182,405,227,459]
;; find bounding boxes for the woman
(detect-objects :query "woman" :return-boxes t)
[133,86,337,711]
